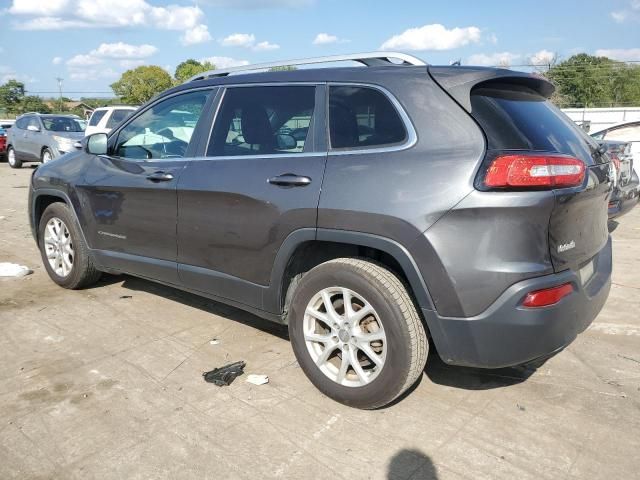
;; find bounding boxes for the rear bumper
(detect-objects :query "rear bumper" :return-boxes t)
[424,236,612,368]
[608,180,639,219]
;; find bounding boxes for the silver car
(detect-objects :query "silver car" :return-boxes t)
[6,113,85,168]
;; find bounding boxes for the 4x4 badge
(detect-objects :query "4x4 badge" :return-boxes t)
[558,240,576,253]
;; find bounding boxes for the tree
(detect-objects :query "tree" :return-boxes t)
[174,59,215,84]
[20,96,51,114]
[0,80,26,114]
[111,66,173,105]
[546,54,640,108]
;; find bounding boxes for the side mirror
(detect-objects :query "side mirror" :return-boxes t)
[27,125,40,132]
[86,133,108,155]
[276,133,297,150]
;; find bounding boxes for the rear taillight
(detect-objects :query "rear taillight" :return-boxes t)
[522,283,574,308]
[483,154,586,189]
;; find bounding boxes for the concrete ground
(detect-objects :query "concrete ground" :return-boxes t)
[1,163,639,480]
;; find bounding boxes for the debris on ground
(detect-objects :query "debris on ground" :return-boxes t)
[119,295,132,299]
[517,403,526,411]
[246,374,269,386]
[203,361,246,386]
[209,338,220,345]
[0,263,32,277]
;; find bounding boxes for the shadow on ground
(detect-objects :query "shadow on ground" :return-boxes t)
[388,449,438,479]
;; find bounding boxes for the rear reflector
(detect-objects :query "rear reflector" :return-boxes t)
[522,283,574,308]
[484,154,586,189]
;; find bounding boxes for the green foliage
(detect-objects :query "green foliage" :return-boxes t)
[546,54,640,108]
[0,80,26,114]
[174,59,215,84]
[110,66,173,105]
[20,96,51,114]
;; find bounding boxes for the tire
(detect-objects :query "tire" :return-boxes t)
[41,147,53,164]
[7,147,22,169]
[38,202,101,289]
[288,258,428,409]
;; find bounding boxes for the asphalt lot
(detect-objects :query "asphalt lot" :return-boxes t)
[1,163,639,480]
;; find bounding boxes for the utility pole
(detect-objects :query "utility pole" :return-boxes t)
[56,77,64,112]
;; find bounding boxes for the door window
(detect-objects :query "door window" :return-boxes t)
[106,109,135,129]
[115,90,211,160]
[88,110,107,127]
[207,86,316,157]
[329,86,407,150]
[26,117,41,131]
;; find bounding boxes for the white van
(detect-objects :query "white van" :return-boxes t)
[85,106,137,136]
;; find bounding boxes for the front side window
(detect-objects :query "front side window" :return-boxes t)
[106,109,135,129]
[115,90,211,160]
[207,86,316,157]
[329,86,407,150]
[42,117,85,132]
[89,110,107,127]
[26,117,41,130]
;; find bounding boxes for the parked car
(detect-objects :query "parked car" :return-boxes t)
[601,140,639,218]
[592,121,640,179]
[6,113,85,168]
[28,52,613,409]
[0,121,13,159]
[85,106,137,136]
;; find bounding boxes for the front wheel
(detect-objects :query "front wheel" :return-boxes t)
[41,147,53,163]
[7,147,22,169]
[38,202,101,289]
[288,258,428,409]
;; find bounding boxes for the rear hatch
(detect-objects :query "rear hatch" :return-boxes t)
[430,67,611,273]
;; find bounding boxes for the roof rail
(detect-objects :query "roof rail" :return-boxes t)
[187,51,427,83]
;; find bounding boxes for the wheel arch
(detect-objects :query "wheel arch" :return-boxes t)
[266,228,436,322]
[32,190,87,248]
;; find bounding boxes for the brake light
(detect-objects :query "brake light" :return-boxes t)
[522,283,573,308]
[484,154,586,189]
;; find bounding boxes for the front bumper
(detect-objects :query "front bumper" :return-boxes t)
[424,236,612,368]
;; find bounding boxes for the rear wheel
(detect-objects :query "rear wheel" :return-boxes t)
[288,258,428,409]
[38,203,101,289]
[7,147,21,169]
[41,147,53,163]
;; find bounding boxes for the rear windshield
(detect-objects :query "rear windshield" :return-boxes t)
[470,84,604,165]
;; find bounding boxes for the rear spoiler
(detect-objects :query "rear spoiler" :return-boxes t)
[428,66,555,112]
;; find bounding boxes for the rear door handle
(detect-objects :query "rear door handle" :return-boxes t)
[146,171,174,182]
[267,173,312,187]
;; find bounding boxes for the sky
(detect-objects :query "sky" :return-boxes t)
[0,0,639,99]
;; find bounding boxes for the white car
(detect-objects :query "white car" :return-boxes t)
[592,121,640,178]
[85,106,137,136]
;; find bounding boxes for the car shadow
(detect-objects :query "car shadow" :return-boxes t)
[89,273,289,340]
[387,449,438,479]
[424,346,539,391]
[608,220,619,233]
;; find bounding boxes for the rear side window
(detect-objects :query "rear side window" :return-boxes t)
[89,110,107,127]
[208,86,315,157]
[605,124,640,142]
[106,109,134,129]
[15,117,29,129]
[329,86,407,150]
[470,84,603,164]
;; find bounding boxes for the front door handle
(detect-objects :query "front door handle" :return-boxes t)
[267,173,312,187]
[146,171,174,182]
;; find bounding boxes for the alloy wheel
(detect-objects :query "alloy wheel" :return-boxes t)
[44,217,74,277]
[303,287,387,387]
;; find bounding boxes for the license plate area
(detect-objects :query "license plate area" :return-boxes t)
[579,260,595,286]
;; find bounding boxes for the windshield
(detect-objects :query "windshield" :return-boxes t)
[42,117,86,133]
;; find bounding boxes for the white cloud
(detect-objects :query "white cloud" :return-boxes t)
[119,59,147,69]
[381,24,482,51]
[313,33,338,45]
[0,65,36,84]
[611,11,627,22]
[253,40,280,51]
[201,56,250,68]
[69,67,118,82]
[610,0,640,22]
[467,52,521,67]
[529,49,556,66]
[8,0,210,44]
[52,56,63,65]
[201,0,313,7]
[595,48,640,62]
[221,33,256,48]
[488,33,498,45]
[66,42,157,81]
[220,33,279,51]
[93,42,157,59]
[181,25,212,45]
[67,54,103,67]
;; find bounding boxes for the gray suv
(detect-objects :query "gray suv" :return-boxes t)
[27,52,613,409]
[7,113,85,168]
